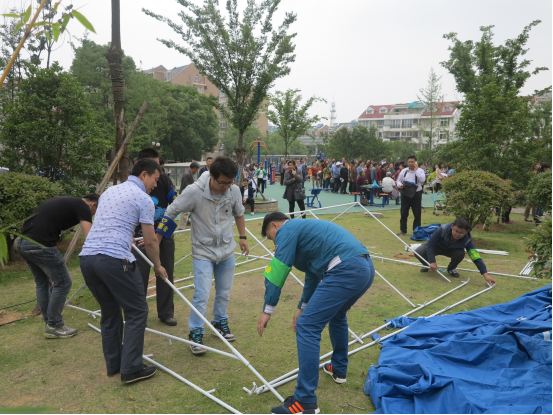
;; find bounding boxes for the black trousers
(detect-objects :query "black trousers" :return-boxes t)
[245,197,255,213]
[415,243,465,271]
[136,237,175,320]
[289,199,306,219]
[333,178,340,192]
[279,172,284,185]
[400,190,422,233]
[257,178,265,193]
[80,254,148,375]
[340,180,347,194]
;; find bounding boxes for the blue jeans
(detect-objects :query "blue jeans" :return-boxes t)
[294,255,375,404]
[190,256,236,333]
[17,238,72,328]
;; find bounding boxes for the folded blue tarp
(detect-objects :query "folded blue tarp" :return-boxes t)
[410,223,441,241]
[365,285,552,413]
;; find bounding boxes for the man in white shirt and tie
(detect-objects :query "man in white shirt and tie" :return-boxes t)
[396,155,426,236]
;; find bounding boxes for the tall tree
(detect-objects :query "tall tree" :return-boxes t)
[105,0,129,184]
[325,125,389,162]
[416,67,445,154]
[144,0,297,167]
[0,63,111,195]
[266,89,325,157]
[440,21,548,188]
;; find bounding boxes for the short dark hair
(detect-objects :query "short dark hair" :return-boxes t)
[131,158,162,177]
[382,156,386,159]
[452,217,471,231]
[210,156,238,180]
[159,159,165,165]
[408,155,417,161]
[83,193,100,203]
[206,156,213,161]
[261,212,289,237]
[137,148,160,160]
[190,161,200,169]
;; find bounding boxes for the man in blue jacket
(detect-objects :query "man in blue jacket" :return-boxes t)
[257,212,375,414]
[415,217,496,285]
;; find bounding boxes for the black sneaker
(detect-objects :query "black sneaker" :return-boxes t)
[189,329,207,355]
[448,269,460,278]
[212,319,235,342]
[121,365,157,384]
[271,395,320,414]
[323,363,347,384]
[160,317,177,326]
[420,267,430,273]
[397,231,407,236]
[44,324,78,339]
[107,369,120,377]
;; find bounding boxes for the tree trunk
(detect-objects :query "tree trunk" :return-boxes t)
[236,130,245,182]
[105,0,129,185]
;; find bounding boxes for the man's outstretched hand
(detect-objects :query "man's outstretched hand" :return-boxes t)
[257,312,271,337]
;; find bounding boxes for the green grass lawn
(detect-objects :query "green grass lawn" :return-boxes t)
[0,208,549,414]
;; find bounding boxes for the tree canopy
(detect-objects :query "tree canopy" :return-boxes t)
[144,0,297,161]
[0,63,111,195]
[325,125,390,162]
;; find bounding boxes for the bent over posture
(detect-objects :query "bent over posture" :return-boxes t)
[257,212,375,414]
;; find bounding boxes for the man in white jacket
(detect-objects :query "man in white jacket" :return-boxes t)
[156,156,249,354]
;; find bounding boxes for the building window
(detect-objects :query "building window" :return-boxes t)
[402,119,413,128]
[412,131,419,138]
[219,122,227,128]
[377,120,384,128]
[197,86,203,94]
[366,109,373,114]
[380,108,386,113]
[219,131,225,137]
[219,90,226,98]
[440,118,449,126]
[439,131,448,140]
[389,119,401,128]
[194,74,200,82]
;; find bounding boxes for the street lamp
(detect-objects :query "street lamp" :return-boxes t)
[151,142,160,148]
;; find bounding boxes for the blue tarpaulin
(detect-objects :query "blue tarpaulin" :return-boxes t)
[410,223,441,241]
[365,285,552,413]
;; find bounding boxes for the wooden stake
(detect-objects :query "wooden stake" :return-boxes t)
[63,102,150,263]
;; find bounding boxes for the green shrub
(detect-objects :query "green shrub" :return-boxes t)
[441,170,516,228]
[0,173,63,260]
[525,170,552,211]
[526,216,552,279]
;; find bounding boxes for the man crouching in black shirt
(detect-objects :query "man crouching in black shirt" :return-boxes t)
[18,194,99,338]
[134,148,179,326]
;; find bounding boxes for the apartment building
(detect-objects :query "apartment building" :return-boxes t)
[357,101,460,149]
[144,64,269,154]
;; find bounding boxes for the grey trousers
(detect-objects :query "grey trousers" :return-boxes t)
[80,254,148,375]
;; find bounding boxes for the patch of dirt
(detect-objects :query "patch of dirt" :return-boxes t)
[472,223,507,232]
[2,394,46,408]
[0,310,23,326]
[470,238,492,248]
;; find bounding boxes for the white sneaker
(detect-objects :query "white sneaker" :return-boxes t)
[250,212,255,216]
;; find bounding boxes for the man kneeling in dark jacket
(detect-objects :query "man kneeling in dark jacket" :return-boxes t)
[415,217,496,286]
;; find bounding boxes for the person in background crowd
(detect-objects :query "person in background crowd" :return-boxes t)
[386,162,396,176]
[179,162,200,230]
[382,171,399,204]
[332,162,341,193]
[380,156,387,166]
[159,159,170,176]
[357,161,365,176]
[349,161,358,194]
[356,169,368,200]
[310,162,319,188]
[434,162,445,193]
[256,163,267,193]
[279,158,286,186]
[161,156,249,354]
[394,163,404,181]
[371,163,377,183]
[376,163,386,185]
[198,156,213,176]
[396,155,426,236]
[80,159,168,383]
[339,162,349,194]
[134,148,179,328]
[240,178,256,216]
[19,193,99,339]
[284,160,307,219]
[415,217,496,285]
[323,162,332,191]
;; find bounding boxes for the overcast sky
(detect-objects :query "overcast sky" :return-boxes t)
[3,0,552,124]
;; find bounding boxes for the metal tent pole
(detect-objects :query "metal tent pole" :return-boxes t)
[65,283,87,305]
[375,270,415,307]
[174,252,192,266]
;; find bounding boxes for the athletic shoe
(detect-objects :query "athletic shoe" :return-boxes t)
[323,363,347,384]
[448,269,460,278]
[501,220,514,225]
[271,395,320,414]
[420,267,429,273]
[121,365,157,384]
[44,324,78,339]
[251,212,255,216]
[160,317,177,326]
[189,329,207,355]
[396,232,407,236]
[212,319,235,342]
[525,218,533,222]
[107,369,120,377]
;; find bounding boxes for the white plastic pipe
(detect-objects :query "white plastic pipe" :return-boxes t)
[255,278,471,392]
[255,281,494,393]
[133,247,285,403]
[356,203,451,282]
[65,282,87,305]
[174,252,192,266]
[374,269,416,307]
[372,255,538,280]
[87,323,241,414]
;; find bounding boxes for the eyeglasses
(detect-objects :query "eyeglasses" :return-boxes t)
[216,178,235,187]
